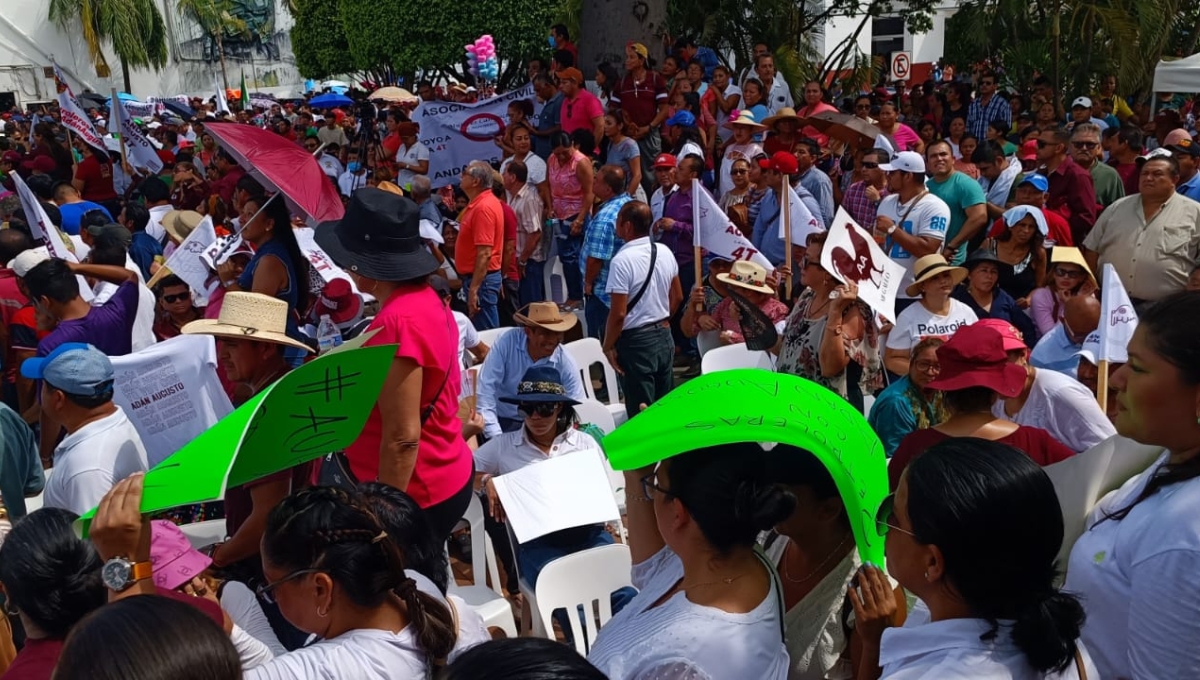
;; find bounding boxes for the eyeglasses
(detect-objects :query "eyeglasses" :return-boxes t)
[800,257,821,269]
[1071,141,1098,149]
[731,169,748,175]
[861,162,879,169]
[256,568,322,604]
[640,472,672,500]
[161,293,190,304]
[1036,140,1055,148]
[875,494,916,538]
[518,401,560,418]
[913,360,940,374]
[981,81,996,86]
[856,104,871,110]
[1053,267,1085,278]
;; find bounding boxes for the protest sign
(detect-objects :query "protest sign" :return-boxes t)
[493,450,621,543]
[691,179,774,272]
[77,340,396,533]
[820,207,907,323]
[111,335,234,467]
[113,99,164,174]
[52,62,106,153]
[603,368,888,565]
[122,100,158,118]
[294,226,352,284]
[777,184,824,246]
[158,215,217,293]
[413,84,542,188]
[1098,263,1137,363]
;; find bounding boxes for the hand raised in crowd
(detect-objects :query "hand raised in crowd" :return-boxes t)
[831,281,858,315]
[767,265,791,291]
[864,185,882,203]
[215,259,244,287]
[182,576,220,605]
[90,473,150,563]
[848,563,899,645]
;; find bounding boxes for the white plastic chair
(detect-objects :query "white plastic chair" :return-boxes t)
[696,330,722,357]
[526,544,635,653]
[544,255,567,304]
[180,520,227,550]
[445,494,517,637]
[572,398,616,435]
[477,326,514,351]
[563,338,627,426]
[700,343,775,374]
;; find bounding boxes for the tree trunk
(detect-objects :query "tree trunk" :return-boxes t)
[579,0,667,75]
[217,34,230,92]
[122,59,132,94]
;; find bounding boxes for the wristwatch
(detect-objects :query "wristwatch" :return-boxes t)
[886,223,898,235]
[101,556,153,592]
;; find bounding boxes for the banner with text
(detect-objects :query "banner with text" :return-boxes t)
[820,207,906,323]
[692,179,774,271]
[52,63,106,153]
[413,84,542,188]
[114,100,165,174]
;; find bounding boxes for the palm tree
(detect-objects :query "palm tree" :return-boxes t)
[48,0,169,93]
[176,0,249,91]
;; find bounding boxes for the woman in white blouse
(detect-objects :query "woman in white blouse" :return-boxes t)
[1065,292,1200,679]
[873,438,1096,679]
[587,441,795,679]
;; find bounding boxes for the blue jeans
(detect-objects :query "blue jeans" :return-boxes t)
[516,524,637,639]
[520,259,546,307]
[585,295,610,342]
[462,270,502,330]
[554,218,584,302]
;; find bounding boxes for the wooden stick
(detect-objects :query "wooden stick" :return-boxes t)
[782,177,792,300]
[1097,359,1109,412]
[694,245,703,312]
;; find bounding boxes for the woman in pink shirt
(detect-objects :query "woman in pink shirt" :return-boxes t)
[548,132,594,306]
[315,188,473,541]
[876,101,924,154]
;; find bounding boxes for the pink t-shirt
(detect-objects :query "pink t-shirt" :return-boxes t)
[344,284,473,507]
[880,123,922,152]
[560,90,604,136]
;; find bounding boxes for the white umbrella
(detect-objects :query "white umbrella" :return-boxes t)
[319,80,350,92]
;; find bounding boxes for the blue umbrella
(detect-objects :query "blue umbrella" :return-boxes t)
[309,93,354,108]
[105,92,138,109]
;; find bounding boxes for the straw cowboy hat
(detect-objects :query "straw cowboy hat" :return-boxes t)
[761,107,802,130]
[161,210,204,243]
[513,301,578,333]
[905,254,967,297]
[717,260,775,295]
[723,110,767,131]
[181,292,313,352]
[1049,246,1096,286]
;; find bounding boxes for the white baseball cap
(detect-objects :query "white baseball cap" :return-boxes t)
[1071,96,1093,109]
[7,246,51,278]
[879,151,926,174]
[1075,331,1102,364]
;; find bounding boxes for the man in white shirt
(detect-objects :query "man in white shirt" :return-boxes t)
[649,154,677,222]
[876,151,951,309]
[604,201,682,420]
[338,148,369,197]
[754,54,794,115]
[974,143,1022,221]
[23,343,149,514]
[140,177,173,246]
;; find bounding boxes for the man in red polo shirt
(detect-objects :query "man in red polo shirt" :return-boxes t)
[610,41,669,197]
[1036,128,1097,245]
[457,161,506,330]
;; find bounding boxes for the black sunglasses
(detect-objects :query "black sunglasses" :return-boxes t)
[861,162,880,169]
[161,292,190,304]
[518,401,560,417]
[1036,140,1055,148]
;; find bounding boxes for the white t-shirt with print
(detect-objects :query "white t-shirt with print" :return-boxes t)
[885,298,978,352]
[395,141,430,189]
[500,153,547,186]
[877,192,952,299]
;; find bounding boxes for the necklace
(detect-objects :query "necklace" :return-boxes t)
[806,293,832,319]
[679,572,749,591]
[781,533,853,584]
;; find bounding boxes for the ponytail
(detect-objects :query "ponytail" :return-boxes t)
[377,535,457,663]
[1010,591,1085,673]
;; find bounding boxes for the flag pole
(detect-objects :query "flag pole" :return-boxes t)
[1097,360,1109,412]
[691,178,703,312]
[782,176,792,300]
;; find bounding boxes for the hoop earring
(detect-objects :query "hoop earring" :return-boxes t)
[316,605,329,618]
[3,599,17,617]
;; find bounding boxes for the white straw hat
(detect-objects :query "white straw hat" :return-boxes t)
[181,292,313,352]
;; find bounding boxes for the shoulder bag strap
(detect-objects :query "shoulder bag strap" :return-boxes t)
[420,310,458,424]
[895,190,929,230]
[1075,648,1088,680]
[625,239,659,316]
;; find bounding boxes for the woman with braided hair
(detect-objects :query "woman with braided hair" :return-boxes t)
[245,486,470,679]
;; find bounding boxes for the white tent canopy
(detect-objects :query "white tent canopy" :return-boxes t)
[1153,53,1200,92]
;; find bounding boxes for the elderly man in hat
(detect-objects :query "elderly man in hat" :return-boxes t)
[181,291,315,576]
[476,301,587,439]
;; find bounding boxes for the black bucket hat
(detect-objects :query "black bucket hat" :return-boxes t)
[314,187,440,282]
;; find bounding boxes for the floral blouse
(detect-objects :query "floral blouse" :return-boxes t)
[776,288,882,402]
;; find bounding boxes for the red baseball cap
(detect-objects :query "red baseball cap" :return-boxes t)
[21,155,56,174]
[758,151,798,175]
[1018,140,1038,161]
[1,151,21,164]
[926,324,1029,398]
[316,278,363,326]
[653,153,677,169]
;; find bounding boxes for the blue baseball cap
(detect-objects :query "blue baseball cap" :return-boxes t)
[21,343,114,397]
[1018,173,1049,192]
[664,110,696,128]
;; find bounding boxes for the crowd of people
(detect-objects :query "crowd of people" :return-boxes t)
[0,25,1198,680]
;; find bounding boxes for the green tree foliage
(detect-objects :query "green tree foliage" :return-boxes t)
[48,0,168,80]
[290,0,354,80]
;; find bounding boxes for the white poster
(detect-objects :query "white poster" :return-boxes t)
[777,184,824,246]
[293,226,353,284]
[691,179,774,271]
[161,215,218,294]
[412,84,542,188]
[820,207,907,322]
[1098,263,1137,363]
[491,449,620,544]
[110,335,234,467]
[52,62,106,153]
[114,100,164,174]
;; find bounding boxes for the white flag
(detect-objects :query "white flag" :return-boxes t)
[113,100,164,175]
[1098,263,1137,362]
[820,207,907,322]
[52,63,106,153]
[11,172,93,301]
[691,179,774,272]
[777,184,824,247]
[215,78,230,114]
[161,216,218,294]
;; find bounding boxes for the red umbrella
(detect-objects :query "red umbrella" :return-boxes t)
[204,122,345,225]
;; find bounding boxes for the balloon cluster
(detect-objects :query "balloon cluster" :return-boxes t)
[466,35,499,81]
